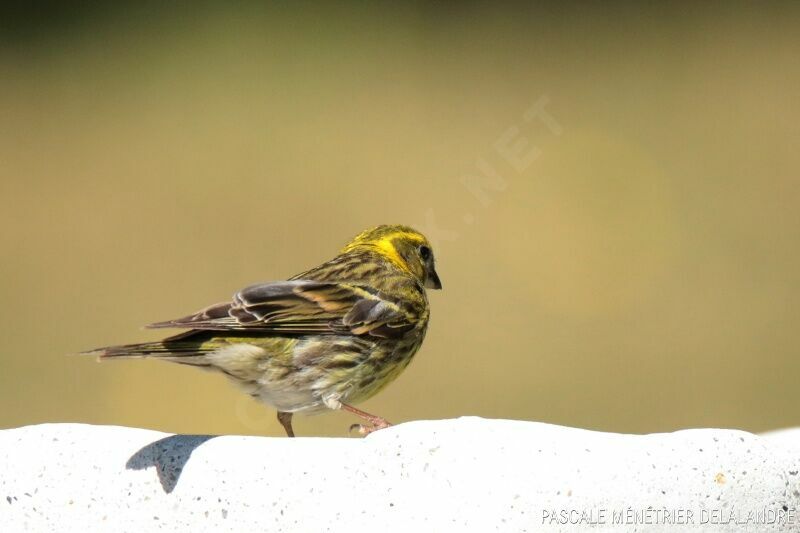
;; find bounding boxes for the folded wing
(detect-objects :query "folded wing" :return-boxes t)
[147,281,417,339]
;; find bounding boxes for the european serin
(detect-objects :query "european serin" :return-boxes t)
[85,224,441,437]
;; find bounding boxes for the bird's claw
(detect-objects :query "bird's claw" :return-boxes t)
[349,423,369,436]
[348,419,391,437]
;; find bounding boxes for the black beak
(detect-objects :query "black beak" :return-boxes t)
[425,268,442,290]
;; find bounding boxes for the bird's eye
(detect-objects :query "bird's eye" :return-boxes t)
[419,245,431,260]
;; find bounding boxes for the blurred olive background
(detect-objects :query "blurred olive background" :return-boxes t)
[1,3,798,437]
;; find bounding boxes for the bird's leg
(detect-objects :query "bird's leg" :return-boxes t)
[339,402,392,436]
[277,411,295,437]
[322,396,391,436]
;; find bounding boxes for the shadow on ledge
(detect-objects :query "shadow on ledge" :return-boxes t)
[126,435,217,493]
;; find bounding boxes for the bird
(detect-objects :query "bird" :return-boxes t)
[84,224,441,437]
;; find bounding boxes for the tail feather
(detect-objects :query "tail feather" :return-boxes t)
[83,340,209,365]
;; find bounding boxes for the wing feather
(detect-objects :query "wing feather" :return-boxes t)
[146,280,416,339]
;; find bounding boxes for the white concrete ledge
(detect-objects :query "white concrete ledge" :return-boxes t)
[1,418,799,532]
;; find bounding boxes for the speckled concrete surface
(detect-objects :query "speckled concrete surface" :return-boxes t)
[1,418,798,532]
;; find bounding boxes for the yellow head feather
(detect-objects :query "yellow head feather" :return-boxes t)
[342,225,429,273]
